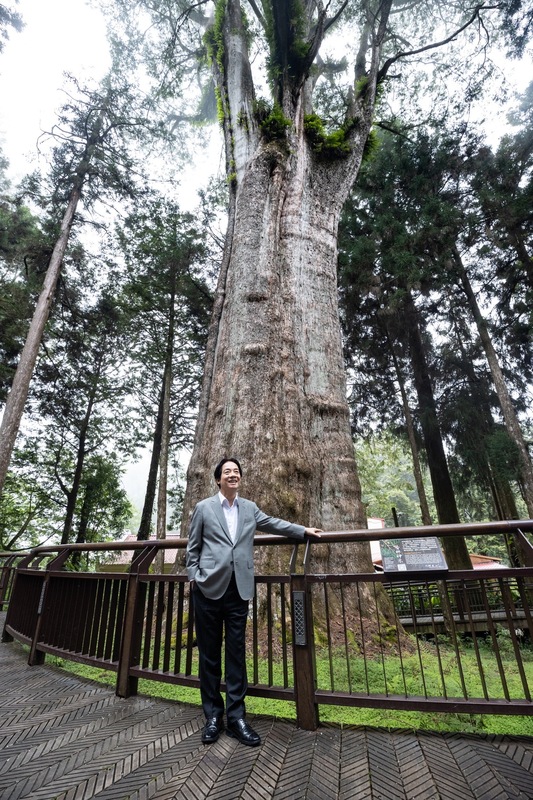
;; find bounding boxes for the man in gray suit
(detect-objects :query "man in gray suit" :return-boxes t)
[186,457,321,746]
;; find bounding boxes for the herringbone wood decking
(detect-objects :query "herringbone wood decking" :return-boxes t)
[1,621,533,799]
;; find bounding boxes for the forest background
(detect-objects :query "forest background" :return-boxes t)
[0,0,532,566]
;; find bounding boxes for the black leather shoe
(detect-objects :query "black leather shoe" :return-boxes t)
[201,716,224,744]
[226,718,261,747]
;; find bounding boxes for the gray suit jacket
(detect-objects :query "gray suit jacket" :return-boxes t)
[186,494,306,600]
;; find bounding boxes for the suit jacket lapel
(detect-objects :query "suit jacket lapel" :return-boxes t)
[211,495,232,542]
[235,497,246,543]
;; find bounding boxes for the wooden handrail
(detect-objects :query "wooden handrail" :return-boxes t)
[2,519,533,730]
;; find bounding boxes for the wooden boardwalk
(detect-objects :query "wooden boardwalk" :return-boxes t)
[1,627,533,799]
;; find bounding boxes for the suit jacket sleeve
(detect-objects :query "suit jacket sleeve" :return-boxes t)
[185,502,203,581]
[252,504,306,540]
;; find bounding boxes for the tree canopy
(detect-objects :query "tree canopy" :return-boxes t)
[0,0,532,559]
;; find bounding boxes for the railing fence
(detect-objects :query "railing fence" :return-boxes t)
[2,521,533,730]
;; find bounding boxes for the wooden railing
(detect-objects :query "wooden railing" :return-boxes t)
[2,520,533,730]
[0,551,30,611]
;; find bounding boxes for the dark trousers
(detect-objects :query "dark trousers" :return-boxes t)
[192,574,249,723]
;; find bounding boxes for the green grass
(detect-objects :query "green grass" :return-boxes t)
[47,638,533,738]
[315,637,533,701]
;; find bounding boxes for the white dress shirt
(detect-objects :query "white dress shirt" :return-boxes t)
[219,492,239,543]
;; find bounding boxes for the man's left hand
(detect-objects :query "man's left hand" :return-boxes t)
[304,528,322,538]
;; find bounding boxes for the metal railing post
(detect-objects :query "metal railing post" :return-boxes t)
[290,542,319,731]
[116,545,157,698]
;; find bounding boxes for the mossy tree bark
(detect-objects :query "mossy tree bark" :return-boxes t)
[180,0,494,581]
[182,0,387,575]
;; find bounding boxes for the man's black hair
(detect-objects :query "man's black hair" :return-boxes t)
[214,457,243,484]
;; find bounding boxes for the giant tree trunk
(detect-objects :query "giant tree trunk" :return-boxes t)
[184,138,370,571]
[181,1,390,578]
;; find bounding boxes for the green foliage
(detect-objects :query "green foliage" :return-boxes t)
[362,128,379,163]
[262,0,310,91]
[213,86,225,126]
[196,82,219,124]
[355,430,436,527]
[114,194,212,534]
[0,449,64,550]
[236,108,249,131]
[499,0,533,57]
[285,0,308,71]
[203,0,226,72]
[487,429,522,481]
[75,455,133,544]
[303,114,353,159]
[339,120,532,521]
[34,75,154,212]
[463,533,511,563]
[355,75,370,99]
[253,99,292,142]
[0,442,131,551]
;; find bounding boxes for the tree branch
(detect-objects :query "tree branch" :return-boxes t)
[377,4,499,84]
[245,0,266,30]
[323,0,350,34]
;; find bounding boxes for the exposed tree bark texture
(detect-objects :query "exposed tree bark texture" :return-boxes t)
[403,291,472,569]
[491,475,519,521]
[183,0,390,574]
[178,1,496,581]
[0,186,81,497]
[454,246,533,517]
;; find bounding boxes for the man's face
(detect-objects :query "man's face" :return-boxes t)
[218,461,241,496]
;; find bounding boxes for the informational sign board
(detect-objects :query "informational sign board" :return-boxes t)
[379,536,448,572]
